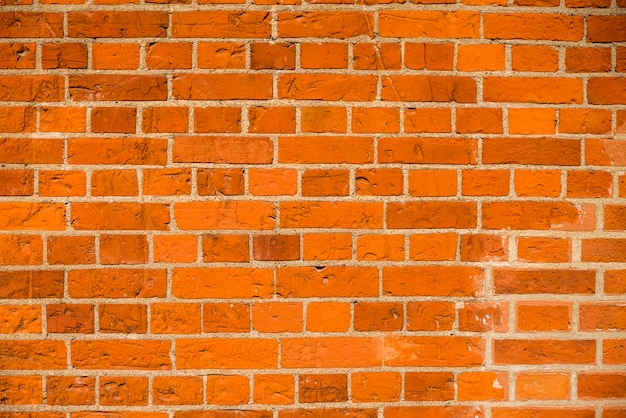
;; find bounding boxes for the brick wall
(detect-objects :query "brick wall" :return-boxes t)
[0,0,625,416]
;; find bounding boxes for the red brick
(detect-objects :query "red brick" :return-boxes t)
[405,373,454,401]
[177,339,277,369]
[0,170,33,196]
[300,374,347,403]
[484,13,583,41]
[383,266,483,297]
[172,12,270,38]
[203,303,250,333]
[384,336,484,366]
[494,339,595,364]
[250,43,295,70]
[42,43,87,69]
[198,42,245,69]
[379,11,480,38]
[407,302,454,331]
[278,12,373,38]
[173,268,272,298]
[99,303,147,333]
[47,376,95,405]
[99,376,148,406]
[494,268,595,294]
[71,340,171,369]
[282,337,381,368]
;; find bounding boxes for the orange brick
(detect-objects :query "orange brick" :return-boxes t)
[91,107,136,133]
[458,44,505,71]
[409,170,457,197]
[206,375,250,404]
[202,234,249,263]
[0,305,41,334]
[146,42,192,69]
[42,43,87,69]
[352,107,399,133]
[356,234,404,261]
[39,170,86,197]
[0,170,33,196]
[566,47,611,73]
[517,237,571,263]
[198,42,246,69]
[153,235,197,263]
[517,301,572,331]
[249,169,297,196]
[514,169,561,197]
[560,109,611,134]
[151,303,201,334]
[194,107,241,133]
[47,376,94,405]
[456,108,502,134]
[0,107,35,133]
[458,372,508,401]
[249,107,296,133]
[47,235,96,265]
[197,169,244,196]
[306,302,351,332]
[460,234,508,262]
[512,45,559,71]
[153,376,203,405]
[354,302,403,331]
[301,43,348,69]
[352,372,401,402]
[143,168,192,196]
[405,43,454,70]
[92,43,139,70]
[99,376,148,406]
[143,107,188,133]
[407,301,454,331]
[250,43,294,69]
[301,107,346,133]
[355,168,403,196]
[410,233,457,261]
[254,374,295,405]
[203,303,250,333]
[509,108,556,135]
[516,372,570,400]
[405,372,454,401]
[252,302,303,333]
[302,170,349,197]
[100,234,148,265]
[91,170,138,196]
[404,108,451,133]
[39,107,86,132]
[99,303,147,333]
[303,233,352,261]
[353,43,401,70]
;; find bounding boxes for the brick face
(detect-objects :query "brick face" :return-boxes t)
[0,0,623,414]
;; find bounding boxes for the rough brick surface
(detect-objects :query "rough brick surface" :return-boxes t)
[0,0,624,414]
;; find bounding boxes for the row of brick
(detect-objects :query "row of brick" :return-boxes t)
[2,137,626,166]
[5,41,626,74]
[2,74,626,103]
[1,337,625,369]
[0,106,618,135]
[3,232,626,265]
[1,267,623,298]
[0,201,623,231]
[0,409,624,418]
[0,371,625,406]
[2,168,624,198]
[3,300,625,334]
[1,12,624,42]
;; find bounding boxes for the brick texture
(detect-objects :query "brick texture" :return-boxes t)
[0,0,624,415]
